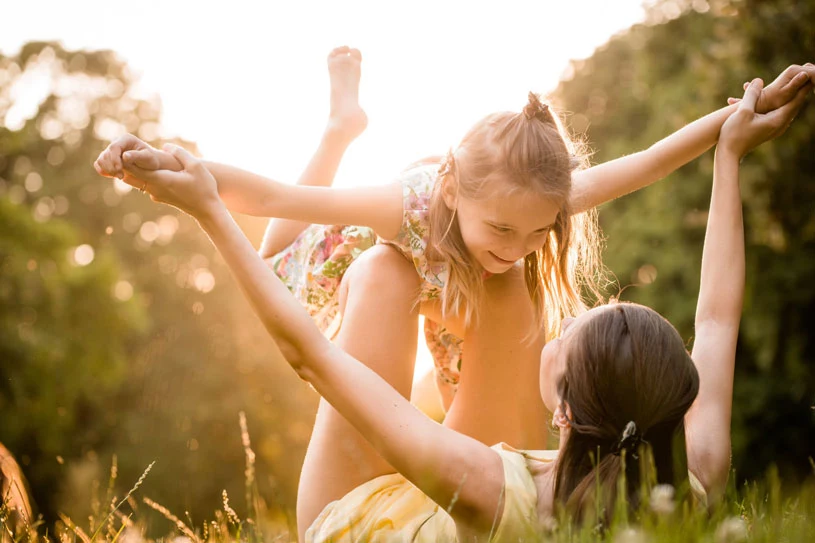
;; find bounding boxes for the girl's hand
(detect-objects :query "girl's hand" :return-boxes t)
[720,78,809,159]
[94,134,182,179]
[123,144,224,219]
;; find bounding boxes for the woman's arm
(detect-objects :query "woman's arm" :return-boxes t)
[683,143,743,501]
[569,65,813,214]
[683,78,807,500]
[133,146,506,532]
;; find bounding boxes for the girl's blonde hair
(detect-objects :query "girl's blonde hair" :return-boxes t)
[427,92,604,339]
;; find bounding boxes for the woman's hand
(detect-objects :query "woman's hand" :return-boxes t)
[720,78,809,159]
[94,134,182,179]
[122,144,224,220]
[728,63,814,112]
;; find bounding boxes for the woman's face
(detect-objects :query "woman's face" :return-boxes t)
[539,306,611,411]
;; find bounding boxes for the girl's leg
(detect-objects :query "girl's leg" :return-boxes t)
[259,46,368,258]
[295,245,420,540]
[443,264,553,450]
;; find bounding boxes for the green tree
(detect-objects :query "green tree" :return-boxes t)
[0,42,312,532]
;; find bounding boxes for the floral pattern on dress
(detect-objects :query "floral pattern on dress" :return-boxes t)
[269,224,376,338]
[270,163,465,393]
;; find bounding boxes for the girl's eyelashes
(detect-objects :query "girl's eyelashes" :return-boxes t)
[489,223,512,233]
[487,223,551,235]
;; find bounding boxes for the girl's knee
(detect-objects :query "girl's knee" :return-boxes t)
[339,245,420,311]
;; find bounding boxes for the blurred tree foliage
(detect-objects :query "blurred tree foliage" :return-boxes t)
[0,42,315,533]
[553,0,814,484]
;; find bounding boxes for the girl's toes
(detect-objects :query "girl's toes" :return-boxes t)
[329,46,350,58]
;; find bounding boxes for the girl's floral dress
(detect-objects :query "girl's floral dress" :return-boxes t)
[268,162,464,396]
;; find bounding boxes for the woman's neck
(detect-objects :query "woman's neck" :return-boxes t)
[530,456,557,522]
[532,429,567,521]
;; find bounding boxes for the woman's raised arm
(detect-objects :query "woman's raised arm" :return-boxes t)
[684,78,808,500]
[129,145,507,533]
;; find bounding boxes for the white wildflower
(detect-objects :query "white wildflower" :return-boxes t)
[715,516,748,543]
[614,527,649,543]
[649,484,676,515]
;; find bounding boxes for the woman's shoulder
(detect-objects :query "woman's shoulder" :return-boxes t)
[492,442,559,463]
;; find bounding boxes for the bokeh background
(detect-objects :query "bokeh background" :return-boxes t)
[1,0,813,537]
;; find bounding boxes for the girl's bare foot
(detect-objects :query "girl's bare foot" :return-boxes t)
[326,46,368,143]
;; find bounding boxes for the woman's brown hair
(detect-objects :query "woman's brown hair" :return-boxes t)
[553,303,700,524]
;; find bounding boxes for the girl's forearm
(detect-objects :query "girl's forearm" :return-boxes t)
[203,161,290,216]
[696,147,745,327]
[571,104,738,213]
[149,144,351,220]
[201,161,403,239]
[645,104,738,181]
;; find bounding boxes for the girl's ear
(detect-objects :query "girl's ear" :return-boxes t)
[441,174,458,210]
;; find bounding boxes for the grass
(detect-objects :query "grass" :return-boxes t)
[2,416,814,543]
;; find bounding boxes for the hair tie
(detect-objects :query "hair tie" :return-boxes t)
[439,150,457,178]
[523,92,553,123]
[612,421,644,460]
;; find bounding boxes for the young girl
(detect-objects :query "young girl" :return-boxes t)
[112,76,804,541]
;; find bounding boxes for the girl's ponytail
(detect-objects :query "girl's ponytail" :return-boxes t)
[523,91,555,125]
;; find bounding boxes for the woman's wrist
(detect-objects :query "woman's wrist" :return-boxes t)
[195,199,231,231]
[712,104,740,142]
[715,143,742,163]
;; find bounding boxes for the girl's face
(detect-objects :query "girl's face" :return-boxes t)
[450,182,560,274]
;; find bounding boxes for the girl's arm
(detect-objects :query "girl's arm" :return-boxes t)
[683,78,806,500]
[94,135,404,240]
[202,160,404,241]
[569,65,813,214]
[134,146,506,532]
[570,104,735,213]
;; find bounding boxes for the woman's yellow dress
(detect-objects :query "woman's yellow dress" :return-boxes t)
[305,443,557,543]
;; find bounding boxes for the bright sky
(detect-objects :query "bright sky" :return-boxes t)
[4,0,647,380]
[4,0,647,185]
